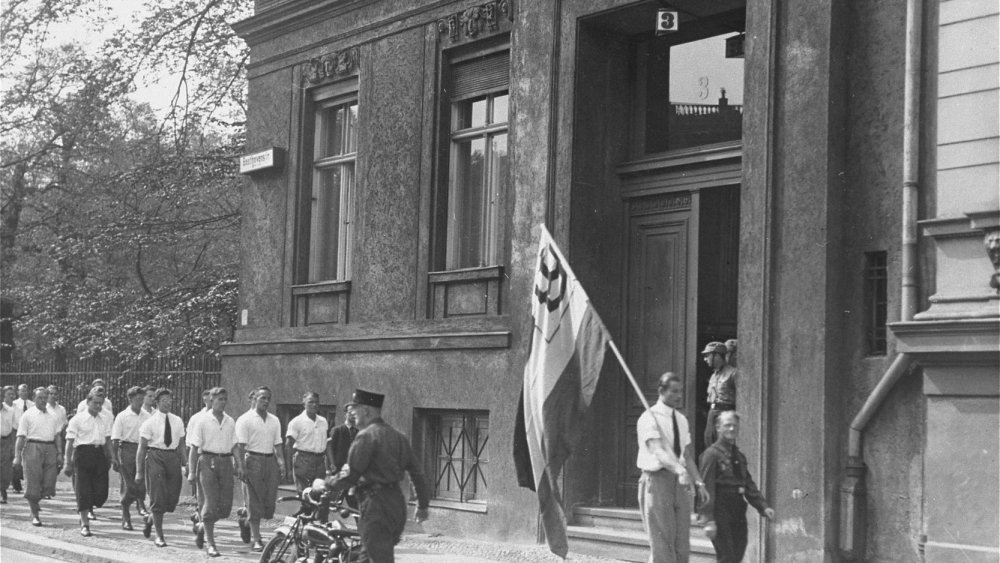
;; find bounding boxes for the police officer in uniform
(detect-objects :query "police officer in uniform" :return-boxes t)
[702,341,738,447]
[325,389,430,563]
[698,411,775,562]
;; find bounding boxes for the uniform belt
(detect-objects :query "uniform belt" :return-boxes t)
[710,402,735,411]
[716,485,746,495]
[27,439,55,444]
[148,446,177,452]
[247,451,274,457]
[77,444,103,448]
[119,441,139,446]
[294,450,325,456]
[0,433,13,440]
[200,452,233,457]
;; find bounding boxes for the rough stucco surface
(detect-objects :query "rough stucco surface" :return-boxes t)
[352,29,424,322]
[242,68,293,328]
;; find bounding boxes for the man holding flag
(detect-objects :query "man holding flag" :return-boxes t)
[514,225,611,558]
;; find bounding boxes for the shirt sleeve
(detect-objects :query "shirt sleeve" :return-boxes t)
[234,417,248,445]
[176,414,185,439]
[285,417,299,441]
[111,414,123,441]
[272,417,282,446]
[636,411,659,445]
[346,431,374,475]
[187,416,202,448]
[65,417,79,441]
[139,418,154,441]
[740,451,770,514]
[402,440,431,509]
[16,413,28,437]
[697,448,720,525]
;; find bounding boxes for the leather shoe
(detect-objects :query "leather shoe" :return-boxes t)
[122,521,133,531]
[251,540,265,552]
[206,546,220,558]
[87,510,97,520]
[142,515,152,538]
[80,527,92,537]
[154,536,167,548]
[31,517,41,527]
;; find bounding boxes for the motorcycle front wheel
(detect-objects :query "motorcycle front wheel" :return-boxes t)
[259,532,308,563]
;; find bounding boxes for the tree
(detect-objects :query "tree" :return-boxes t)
[1,0,251,363]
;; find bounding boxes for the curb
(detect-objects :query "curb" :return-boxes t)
[2,527,134,563]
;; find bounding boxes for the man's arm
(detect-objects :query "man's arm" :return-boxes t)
[55,432,64,469]
[644,438,688,476]
[63,436,75,477]
[12,435,24,466]
[284,435,296,474]
[697,448,720,539]
[683,442,708,504]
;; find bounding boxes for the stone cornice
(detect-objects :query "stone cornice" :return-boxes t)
[891,317,1000,361]
[232,0,376,46]
[221,331,511,356]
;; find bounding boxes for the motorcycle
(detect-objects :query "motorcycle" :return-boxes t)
[260,479,362,563]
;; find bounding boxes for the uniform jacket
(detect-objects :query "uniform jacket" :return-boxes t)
[698,440,770,525]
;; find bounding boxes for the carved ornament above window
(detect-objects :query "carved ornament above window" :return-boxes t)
[437,0,513,44]
[304,47,360,85]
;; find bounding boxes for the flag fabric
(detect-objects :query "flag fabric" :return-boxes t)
[513,225,611,559]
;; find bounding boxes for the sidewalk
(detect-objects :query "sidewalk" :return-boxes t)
[0,473,619,562]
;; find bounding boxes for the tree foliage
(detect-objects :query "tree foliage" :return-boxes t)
[1,0,251,362]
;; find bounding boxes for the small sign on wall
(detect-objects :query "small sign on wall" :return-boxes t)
[239,147,285,174]
[726,33,745,58]
[655,9,678,35]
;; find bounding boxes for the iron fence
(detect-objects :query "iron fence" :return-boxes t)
[0,356,221,422]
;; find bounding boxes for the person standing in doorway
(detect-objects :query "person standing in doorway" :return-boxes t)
[63,392,114,537]
[703,342,737,447]
[1,386,19,504]
[637,372,709,563]
[698,411,774,562]
[111,386,151,529]
[235,386,285,552]
[135,388,186,547]
[187,387,242,557]
[324,389,430,563]
[13,387,64,526]
[285,391,329,492]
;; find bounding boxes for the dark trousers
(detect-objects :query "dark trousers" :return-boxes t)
[357,485,406,563]
[291,450,325,492]
[198,454,234,523]
[145,448,182,513]
[711,493,748,563]
[73,445,109,512]
[0,435,13,496]
[118,442,145,507]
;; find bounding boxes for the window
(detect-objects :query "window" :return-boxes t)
[420,410,488,504]
[437,46,510,271]
[634,8,746,154]
[864,251,888,355]
[307,90,357,282]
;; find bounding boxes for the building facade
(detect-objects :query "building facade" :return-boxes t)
[227,0,998,560]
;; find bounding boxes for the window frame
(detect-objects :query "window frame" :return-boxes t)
[433,39,511,274]
[415,408,489,506]
[295,78,359,286]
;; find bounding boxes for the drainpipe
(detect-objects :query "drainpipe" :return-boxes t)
[838,0,922,558]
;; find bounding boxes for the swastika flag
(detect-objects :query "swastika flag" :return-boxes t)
[513,224,610,559]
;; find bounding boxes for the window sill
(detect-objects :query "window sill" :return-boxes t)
[410,499,488,514]
[292,280,351,326]
[428,266,504,318]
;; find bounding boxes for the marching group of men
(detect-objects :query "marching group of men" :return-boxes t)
[0,379,427,561]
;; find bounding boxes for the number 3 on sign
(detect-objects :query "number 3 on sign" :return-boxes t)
[656,10,678,33]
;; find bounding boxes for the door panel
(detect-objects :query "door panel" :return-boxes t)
[617,197,694,506]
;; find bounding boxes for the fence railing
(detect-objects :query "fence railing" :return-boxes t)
[0,356,221,423]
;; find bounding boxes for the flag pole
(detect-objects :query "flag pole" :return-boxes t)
[607,339,652,411]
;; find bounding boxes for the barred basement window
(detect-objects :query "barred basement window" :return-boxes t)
[425,410,488,503]
[864,251,888,356]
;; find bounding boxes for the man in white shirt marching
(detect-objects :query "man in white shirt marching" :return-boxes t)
[111,386,151,529]
[10,383,31,494]
[285,391,329,492]
[64,391,114,537]
[1,386,19,504]
[637,372,709,563]
[187,387,243,557]
[13,387,64,526]
[235,386,285,552]
[135,388,187,548]
[77,385,113,416]
[186,389,212,512]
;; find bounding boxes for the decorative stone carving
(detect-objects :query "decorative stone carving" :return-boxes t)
[304,47,360,85]
[630,193,692,214]
[437,0,512,43]
[985,229,1000,293]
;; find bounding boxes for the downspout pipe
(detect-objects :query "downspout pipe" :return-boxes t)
[839,0,923,558]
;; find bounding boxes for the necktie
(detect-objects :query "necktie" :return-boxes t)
[671,410,681,457]
[164,414,172,448]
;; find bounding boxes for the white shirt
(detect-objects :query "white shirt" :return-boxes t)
[16,405,62,442]
[186,407,210,442]
[235,410,282,454]
[77,398,114,415]
[1,403,19,437]
[111,406,151,443]
[189,411,237,454]
[13,397,31,415]
[47,403,68,432]
[286,411,329,453]
[66,410,112,446]
[636,401,691,473]
[138,411,185,450]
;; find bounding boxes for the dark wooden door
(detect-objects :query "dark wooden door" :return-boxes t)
[617,193,698,506]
